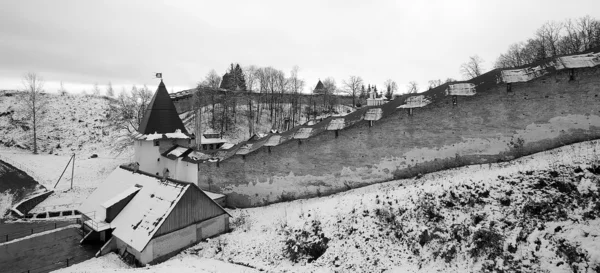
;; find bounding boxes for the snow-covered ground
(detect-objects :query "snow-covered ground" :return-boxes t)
[56,140,600,272]
[0,90,129,157]
[0,147,128,211]
[53,253,258,273]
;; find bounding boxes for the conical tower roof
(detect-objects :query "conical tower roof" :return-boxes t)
[314,79,325,91]
[138,80,189,136]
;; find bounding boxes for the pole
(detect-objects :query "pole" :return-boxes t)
[53,155,74,188]
[71,154,75,190]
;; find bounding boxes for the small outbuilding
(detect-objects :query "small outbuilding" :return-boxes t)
[79,166,230,266]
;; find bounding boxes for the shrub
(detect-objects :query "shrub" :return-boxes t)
[469,228,504,260]
[283,219,330,263]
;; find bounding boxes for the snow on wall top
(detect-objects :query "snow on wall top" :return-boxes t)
[294,128,313,139]
[364,108,383,121]
[186,151,211,161]
[555,52,600,70]
[445,83,476,96]
[199,135,228,145]
[501,66,549,83]
[327,119,345,131]
[220,143,235,150]
[397,95,432,108]
[264,135,282,147]
[111,177,188,252]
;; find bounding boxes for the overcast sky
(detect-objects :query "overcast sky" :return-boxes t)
[1,0,599,95]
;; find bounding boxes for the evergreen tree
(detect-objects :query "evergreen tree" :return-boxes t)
[233,64,247,91]
[220,72,232,89]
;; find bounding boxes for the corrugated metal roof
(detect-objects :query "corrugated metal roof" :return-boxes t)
[364,108,383,121]
[445,83,476,96]
[264,135,282,146]
[294,128,313,139]
[501,66,548,83]
[327,118,345,130]
[397,95,431,108]
[555,52,600,69]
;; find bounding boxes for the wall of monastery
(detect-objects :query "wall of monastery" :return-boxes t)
[198,67,600,208]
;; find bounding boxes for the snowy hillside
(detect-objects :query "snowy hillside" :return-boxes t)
[0,90,128,157]
[56,140,600,272]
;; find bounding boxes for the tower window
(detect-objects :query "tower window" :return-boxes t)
[154,140,160,146]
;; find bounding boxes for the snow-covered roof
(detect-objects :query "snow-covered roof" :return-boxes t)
[79,168,167,224]
[501,66,548,83]
[80,166,230,252]
[236,144,253,155]
[220,143,235,150]
[186,151,211,161]
[327,118,345,131]
[132,129,191,141]
[264,135,282,147]
[167,146,190,158]
[555,52,600,70]
[101,186,141,209]
[199,135,228,144]
[397,95,432,109]
[294,128,313,139]
[111,178,188,252]
[445,83,476,96]
[203,128,219,135]
[364,108,383,121]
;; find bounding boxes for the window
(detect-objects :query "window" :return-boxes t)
[209,144,214,150]
[202,144,207,150]
[154,140,160,147]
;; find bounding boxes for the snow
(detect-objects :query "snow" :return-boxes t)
[167,147,190,158]
[236,144,253,155]
[364,108,383,121]
[555,52,600,69]
[0,146,128,212]
[326,119,345,131]
[264,135,281,147]
[101,186,140,209]
[144,132,164,141]
[178,140,600,272]
[164,129,190,139]
[199,135,228,144]
[293,128,313,139]
[111,178,188,252]
[501,66,548,83]
[397,95,431,108]
[204,191,225,200]
[0,224,79,247]
[186,151,210,161]
[445,83,476,96]
[78,167,167,223]
[220,143,235,150]
[52,253,259,273]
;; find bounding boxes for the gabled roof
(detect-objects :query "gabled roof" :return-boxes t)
[314,79,325,91]
[79,166,230,253]
[138,80,189,136]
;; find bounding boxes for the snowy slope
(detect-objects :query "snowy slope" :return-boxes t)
[58,140,600,272]
[0,90,129,157]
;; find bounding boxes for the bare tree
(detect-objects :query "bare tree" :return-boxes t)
[342,76,363,107]
[460,55,484,79]
[536,21,563,58]
[106,85,154,153]
[58,81,67,96]
[20,72,48,154]
[383,79,398,99]
[201,69,221,88]
[427,79,443,90]
[406,81,419,94]
[106,82,115,97]
[92,82,101,96]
